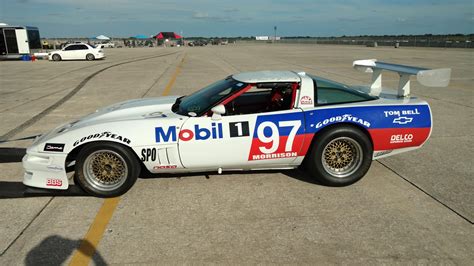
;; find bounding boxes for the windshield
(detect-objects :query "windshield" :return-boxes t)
[175,77,247,116]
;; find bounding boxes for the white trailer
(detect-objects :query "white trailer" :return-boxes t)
[0,24,42,59]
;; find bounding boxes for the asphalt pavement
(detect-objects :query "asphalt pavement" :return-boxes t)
[0,44,472,265]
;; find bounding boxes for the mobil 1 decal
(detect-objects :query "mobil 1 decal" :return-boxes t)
[229,121,250,137]
[248,112,306,161]
[155,123,223,143]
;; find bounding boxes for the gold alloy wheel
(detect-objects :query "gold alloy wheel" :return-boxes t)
[83,150,128,191]
[321,137,363,178]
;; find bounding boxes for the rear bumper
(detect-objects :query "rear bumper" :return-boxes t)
[22,151,69,190]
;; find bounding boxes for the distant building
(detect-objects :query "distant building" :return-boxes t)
[256,36,280,41]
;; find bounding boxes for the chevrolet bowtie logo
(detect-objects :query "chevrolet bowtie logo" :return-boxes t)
[393,117,413,124]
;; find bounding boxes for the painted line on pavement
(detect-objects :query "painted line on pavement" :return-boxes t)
[69,197,120,265]
[69,52,186,265]
[162,55,185,96]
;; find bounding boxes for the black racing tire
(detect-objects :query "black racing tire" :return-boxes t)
[86,53,95,61]
[74,142,140,197]
[304,125,373,186]
[52,54,61,61]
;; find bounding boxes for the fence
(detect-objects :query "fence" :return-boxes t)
[238,37,474,48]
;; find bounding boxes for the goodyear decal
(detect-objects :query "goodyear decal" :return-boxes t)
[305,105,431,133]
[305,104,431,151]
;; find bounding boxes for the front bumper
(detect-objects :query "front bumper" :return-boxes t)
[22,150,69,190]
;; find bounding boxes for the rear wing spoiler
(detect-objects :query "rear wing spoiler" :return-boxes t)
[353,59,451,97]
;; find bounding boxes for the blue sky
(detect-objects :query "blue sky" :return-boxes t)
[0,0,472,37]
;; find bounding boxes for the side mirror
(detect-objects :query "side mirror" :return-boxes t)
[211,104,225,120]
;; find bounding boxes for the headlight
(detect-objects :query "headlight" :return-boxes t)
[32,134,43,145]
[57,119,80,133]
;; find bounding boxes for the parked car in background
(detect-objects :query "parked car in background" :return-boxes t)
[188,40,206,46]
[48,43,105,61]
[100,42,115,48]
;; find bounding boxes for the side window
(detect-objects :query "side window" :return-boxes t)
[64,45,77,51]
[224,82,296,116]
[78,45,89,50]
[317,88,368,105]
[0,30,6,55]
[313,77,374,105]
[26,29,41,49]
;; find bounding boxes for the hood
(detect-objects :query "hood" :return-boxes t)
[74,96,181,126]
[30,96,183,152]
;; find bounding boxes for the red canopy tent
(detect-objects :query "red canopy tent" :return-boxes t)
[154,32,182,39]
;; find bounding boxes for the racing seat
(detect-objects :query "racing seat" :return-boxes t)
[267,88,292,111]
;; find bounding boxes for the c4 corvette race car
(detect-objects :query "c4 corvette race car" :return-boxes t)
[22,59,451,197]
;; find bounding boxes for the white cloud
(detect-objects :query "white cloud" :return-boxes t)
[6,0,473,36]
[192,12,209,19]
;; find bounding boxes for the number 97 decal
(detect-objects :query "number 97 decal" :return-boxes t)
[249,114,305,161]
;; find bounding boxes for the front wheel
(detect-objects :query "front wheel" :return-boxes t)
[75,142,140,197]
[52,54,61,61]
[305,126,373,186]
[86,53,95,61]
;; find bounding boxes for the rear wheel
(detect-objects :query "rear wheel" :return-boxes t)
[52,54,61,61]
[305,126,373,186]
[86,53,95,61]
[75,142,139,197]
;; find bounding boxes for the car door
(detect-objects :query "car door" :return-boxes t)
[62,44,78,59]
[178,84,306,170]
[76,44,90,59]
[178,110,305,170]
[71,44,89,60]
[15,29,29,54]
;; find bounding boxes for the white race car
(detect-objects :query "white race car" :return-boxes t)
[49,43,105,61]
[22,60,450,197]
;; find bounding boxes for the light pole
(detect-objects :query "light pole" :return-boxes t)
[274,26,277,43]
